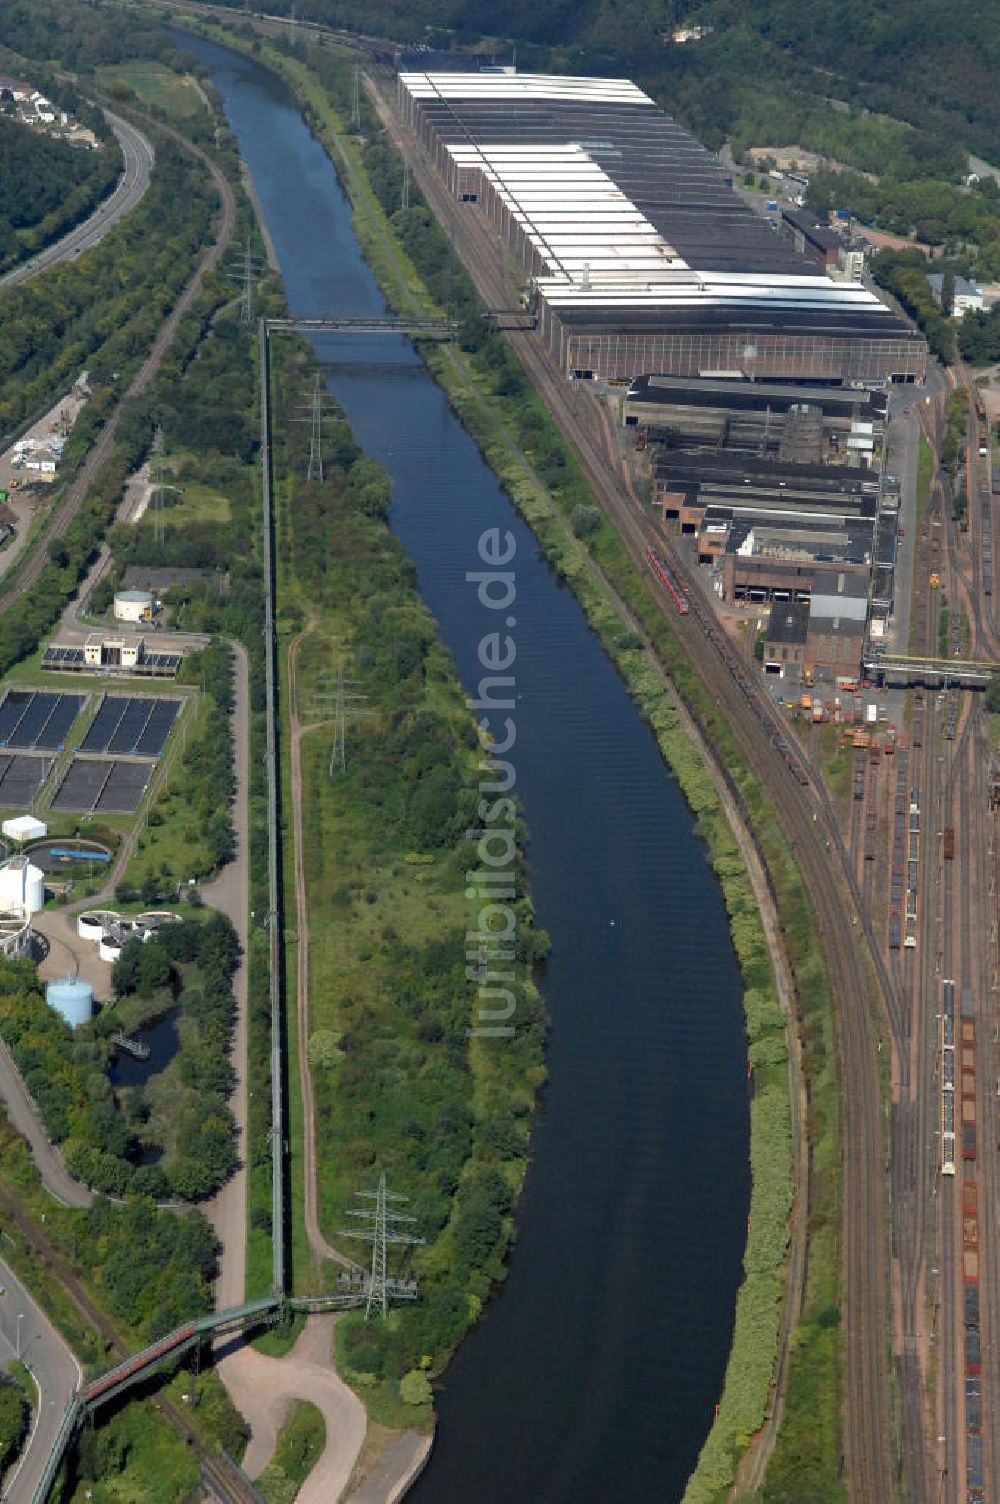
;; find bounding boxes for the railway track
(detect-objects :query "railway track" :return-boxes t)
[368,77,895,1500]
[0,103,236,619]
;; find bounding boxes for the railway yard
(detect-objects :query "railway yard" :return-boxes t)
[368,61,1000,1504]
[4,8,1000,1498]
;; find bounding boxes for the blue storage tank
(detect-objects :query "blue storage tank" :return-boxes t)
[46,974,93,1029]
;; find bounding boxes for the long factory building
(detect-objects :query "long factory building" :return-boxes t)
[397,70,927,387]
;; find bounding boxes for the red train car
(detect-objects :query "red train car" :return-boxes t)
[646,547,690,614]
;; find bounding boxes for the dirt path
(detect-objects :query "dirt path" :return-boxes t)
[218,1316,366,1500]
[204,641,251,1311]
[287,627,359,1273]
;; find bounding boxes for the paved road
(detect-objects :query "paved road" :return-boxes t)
[217,1316,366,1501]
[0,1257,79,1504]
[0,100,236,622]
[0,1043,91,1211]
[0,111,154,294]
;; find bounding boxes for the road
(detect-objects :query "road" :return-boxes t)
[0,1257,79,1504]
[0,111,154,294]
[217,1316,366,1501]
[0,100,236,622]
[0,1043,91,1211]
[369,70,894,1501]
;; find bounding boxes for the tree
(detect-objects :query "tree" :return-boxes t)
[399,1370,432,1406]
[0,1378,28,1471]
[940,267,956,316]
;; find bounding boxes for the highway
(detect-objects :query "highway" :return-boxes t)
[0,102,235,622]
[0,1258,79,1504]
[0,111,154,294]
[366,70,895,1502]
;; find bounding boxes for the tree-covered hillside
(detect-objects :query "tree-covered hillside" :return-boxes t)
[0,114,120,267]
[193,0,1000,174]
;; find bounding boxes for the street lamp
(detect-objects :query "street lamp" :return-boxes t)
[15,1313,23,1361]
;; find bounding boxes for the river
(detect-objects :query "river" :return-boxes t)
[180,31,751,1504]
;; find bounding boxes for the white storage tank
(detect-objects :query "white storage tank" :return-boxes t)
[46,974,93,1029]
[0,857,44,915]
[113,589,154,623]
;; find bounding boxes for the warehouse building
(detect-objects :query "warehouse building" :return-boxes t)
[398,70,927,385]
[625,374,887,458]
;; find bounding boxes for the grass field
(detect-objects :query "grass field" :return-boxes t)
[97,62,206,120]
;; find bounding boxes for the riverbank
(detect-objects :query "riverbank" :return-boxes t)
[164,20,824,1502]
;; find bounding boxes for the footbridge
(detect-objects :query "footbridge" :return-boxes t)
[265,314,457,338]
[865,651,1000,689]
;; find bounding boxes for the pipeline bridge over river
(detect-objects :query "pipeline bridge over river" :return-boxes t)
[29,315,442,1504]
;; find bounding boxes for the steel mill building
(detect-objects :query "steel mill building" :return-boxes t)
[397,70,927,386]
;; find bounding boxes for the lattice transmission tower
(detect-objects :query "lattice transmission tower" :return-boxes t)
[150,424,167,546]
[228,236,264,324]
[343,1173,424,1320]
[308,659,370,776]
[291,374,336,484]
[352,66,361,131]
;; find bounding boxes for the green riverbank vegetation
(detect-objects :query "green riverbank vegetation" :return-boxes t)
[174,21,848,1498]
[267,324,546,1418]
[258,1400,325,1504]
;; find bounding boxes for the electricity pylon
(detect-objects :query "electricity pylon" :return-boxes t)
[291,375,335,484]
[329,661,368,775]
[307,374,325,482]
[228,236,264,324]
[150,424,166,546]
[342,1173,424,1320]
[308,659,370,775]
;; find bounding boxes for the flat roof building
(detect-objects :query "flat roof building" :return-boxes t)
[398,69,927,385]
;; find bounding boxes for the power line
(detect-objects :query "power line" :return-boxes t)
[352,65,361,131]
[401,157,411,212]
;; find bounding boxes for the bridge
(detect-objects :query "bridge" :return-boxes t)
[865,651,1000,689]
[265,315,457,339]
[31,1288,388,1504]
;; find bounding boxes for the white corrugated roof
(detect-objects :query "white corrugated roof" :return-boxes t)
[400,72,652,105]
[400,71,894,318]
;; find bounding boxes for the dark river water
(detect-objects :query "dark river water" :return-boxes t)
[179,32,751,1504]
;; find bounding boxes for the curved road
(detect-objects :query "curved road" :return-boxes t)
[0,100,236,621]
[0,1257,80,1504]
[0,111,154,294]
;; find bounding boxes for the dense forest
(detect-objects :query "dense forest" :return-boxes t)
[0,113,120,272]
[195,0,1000,173]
